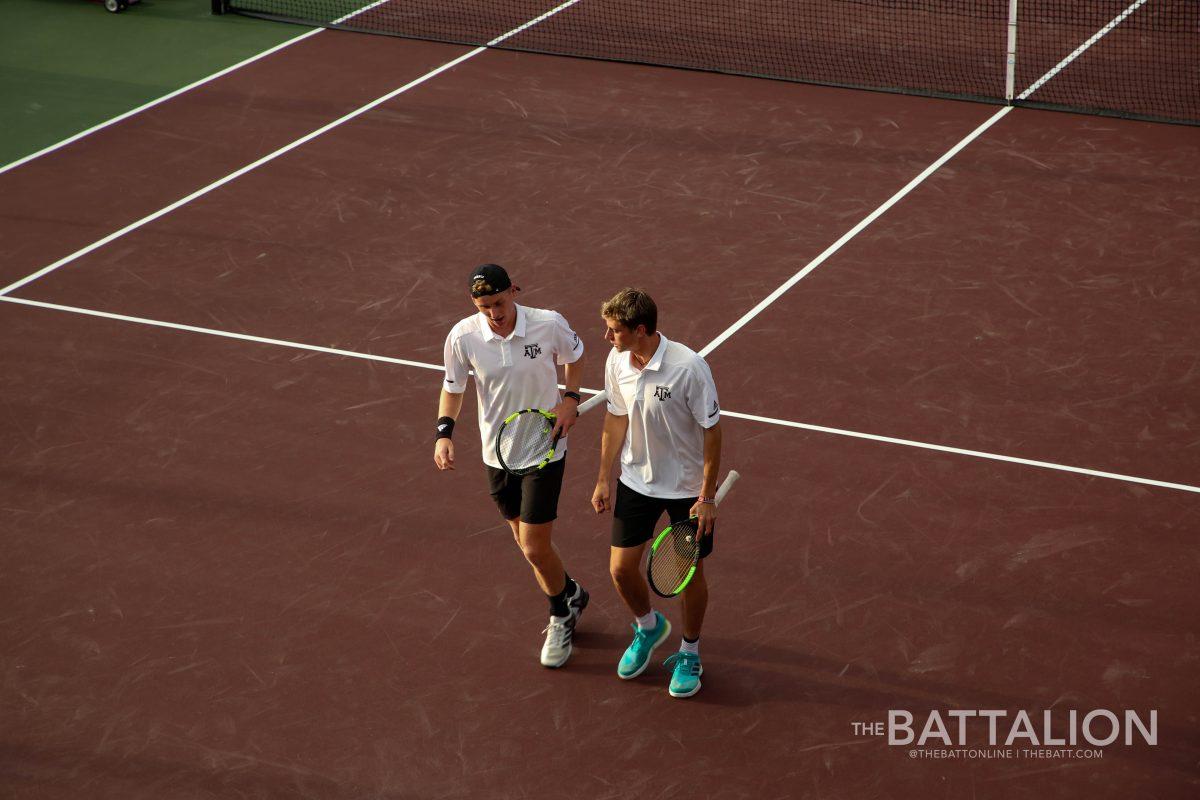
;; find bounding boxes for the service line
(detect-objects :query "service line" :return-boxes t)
[3,294,1196,496]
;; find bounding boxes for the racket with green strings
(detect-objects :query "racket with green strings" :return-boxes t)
[647,470,739,598]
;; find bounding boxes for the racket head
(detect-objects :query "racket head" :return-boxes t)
[495,408,559,476]
[647,516,701,598]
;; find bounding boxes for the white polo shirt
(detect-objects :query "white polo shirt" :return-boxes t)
[605,333,720,499]
[443,304,584,469]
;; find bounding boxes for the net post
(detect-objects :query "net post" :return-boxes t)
[211,0,228,14]
[1004,0,1019,102]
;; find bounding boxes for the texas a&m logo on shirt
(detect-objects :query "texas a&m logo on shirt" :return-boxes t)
[653,385,672,401]
[524,343,542,359]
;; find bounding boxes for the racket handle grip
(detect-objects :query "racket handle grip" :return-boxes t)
[576,390,607,415]
[714,470,740,504]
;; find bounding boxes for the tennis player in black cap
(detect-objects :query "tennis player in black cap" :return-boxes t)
[434,264,589,667]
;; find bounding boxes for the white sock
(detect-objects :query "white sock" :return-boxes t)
[636,610,658,630]
[679,637,699,655]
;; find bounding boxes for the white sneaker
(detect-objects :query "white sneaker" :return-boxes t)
[540,583,588,668]
[566,583,590,621]
[540,615,575,668]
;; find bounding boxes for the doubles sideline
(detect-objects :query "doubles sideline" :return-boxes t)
[0,0,586,298]
[0,0,446,177]
[0,29,321,178]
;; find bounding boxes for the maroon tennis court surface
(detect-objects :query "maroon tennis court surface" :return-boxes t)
[2,20,1198,800]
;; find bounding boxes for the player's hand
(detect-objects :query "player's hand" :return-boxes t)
[549,397,580,439]
[689,499,716,538]
[592,480,611,513]
[434,439,455,470]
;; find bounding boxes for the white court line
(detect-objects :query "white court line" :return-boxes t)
[5,4,1187,496]
[718,409,1200,496]
[699,105,1012,357]
[1017,0,1150,101]
[0,29,321,177]
[0,296,442,371]
[0,0,411,177]
[331,0,395,22]
[2,295,1197,496]
[0,0,585,298]
[700,0,1153,357]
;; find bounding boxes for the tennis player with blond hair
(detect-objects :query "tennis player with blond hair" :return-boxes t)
[592,287,722,698]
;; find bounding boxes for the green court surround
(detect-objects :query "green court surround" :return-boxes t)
[0,0,308,166]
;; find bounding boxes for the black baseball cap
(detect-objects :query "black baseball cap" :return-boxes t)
[469,263,513,297]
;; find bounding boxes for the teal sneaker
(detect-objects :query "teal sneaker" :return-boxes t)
[617,613,671,679]
[663,651,703,698]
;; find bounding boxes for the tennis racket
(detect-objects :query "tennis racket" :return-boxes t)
[494,408,561,476]
[494,390,609,476]
[576,390,607,414]
[647,470,740,598]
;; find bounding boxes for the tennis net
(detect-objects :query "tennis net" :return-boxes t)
[215,0,1199,125]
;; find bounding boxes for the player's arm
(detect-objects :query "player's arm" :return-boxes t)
[690,422,722,536]
[686,359,722,535]
[435,331,469,471]
[549,314,586,438]
[434,389,464,470]
[549,355,585,438]
[592,410,628,513]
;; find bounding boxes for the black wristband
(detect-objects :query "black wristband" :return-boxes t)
[436,416,455,440]
[563,391,582,403]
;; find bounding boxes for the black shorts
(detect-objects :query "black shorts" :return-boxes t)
[485,456,566,525]
[612,481,714,558]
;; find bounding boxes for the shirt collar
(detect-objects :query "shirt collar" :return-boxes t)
[478,304,527,341]
[633,333,669,372]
